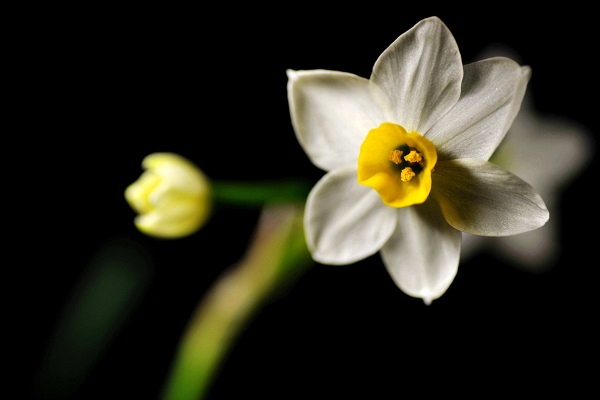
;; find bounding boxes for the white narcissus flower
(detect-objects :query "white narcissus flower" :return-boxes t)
[287,16,549,304]
[125,153,212,239]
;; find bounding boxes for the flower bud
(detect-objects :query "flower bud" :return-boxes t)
[125,153,212,238]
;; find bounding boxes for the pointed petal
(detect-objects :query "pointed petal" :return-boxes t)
[381,200,461,304]
[370,16,462,134]
[287,69,386,171]
[304,165,397,265]
[427,57,531,160]
[432,159,549,236]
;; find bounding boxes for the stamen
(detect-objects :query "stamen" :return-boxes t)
[404,150,422,163]
[401,167,415,182]
[389,149,403,164]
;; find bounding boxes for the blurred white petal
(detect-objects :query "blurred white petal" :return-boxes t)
[461,86,593,270]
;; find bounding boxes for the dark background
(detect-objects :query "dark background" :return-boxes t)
[17,8,598,399]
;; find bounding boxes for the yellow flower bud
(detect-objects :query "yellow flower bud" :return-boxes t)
[125,153,212,239]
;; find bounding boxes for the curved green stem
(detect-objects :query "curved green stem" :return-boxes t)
[161,202,313,400]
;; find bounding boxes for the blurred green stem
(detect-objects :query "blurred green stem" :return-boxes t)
[212,179,312,207]
[161,202,313,400]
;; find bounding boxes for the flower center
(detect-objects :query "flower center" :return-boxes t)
[388,147,424,182]
[357,122,437,208]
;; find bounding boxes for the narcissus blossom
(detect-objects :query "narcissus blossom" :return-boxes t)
[287,16,549,304]
[125,153,212,239]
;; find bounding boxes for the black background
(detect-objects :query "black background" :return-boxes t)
[18,8,598,399]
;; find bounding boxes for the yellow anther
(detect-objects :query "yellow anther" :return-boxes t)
[404,150,422,163]
[400,167,415,182]
[389,149,403,164]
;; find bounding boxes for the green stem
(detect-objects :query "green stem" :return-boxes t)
[212,179,312,207]
[160,202,313,400]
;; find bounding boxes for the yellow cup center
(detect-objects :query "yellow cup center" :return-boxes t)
[357,122,437,208]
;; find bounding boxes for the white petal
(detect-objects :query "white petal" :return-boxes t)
[495,97,594,195]
[494,219,559,269]
[304,165,397,265]
[460,232,486,262]
[431,159,549,236]
[427,57,531,160]
[462,220,559,272]
[381,200,461,304]
[370,16,462,134]
[287,69,386,171]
